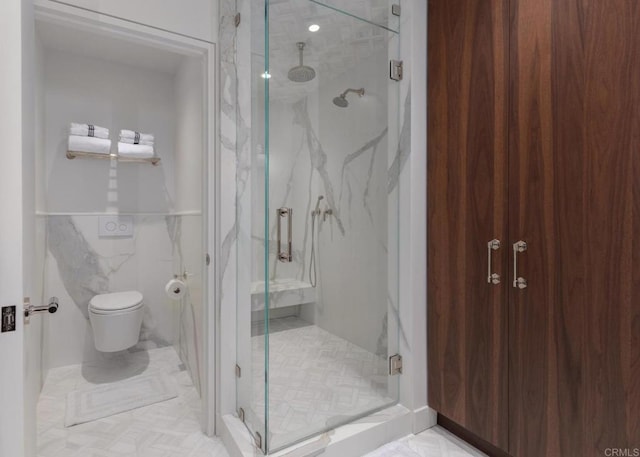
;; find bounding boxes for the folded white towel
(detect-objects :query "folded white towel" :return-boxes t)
[117,142,155,159]
[69,123,109,139]
[119,130,154,144]
[118,137,154,146]
[68,136,112,155]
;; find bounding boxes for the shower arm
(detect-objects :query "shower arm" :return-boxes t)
[340,88,365,98]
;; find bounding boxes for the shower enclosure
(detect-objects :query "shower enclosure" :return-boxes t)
[236,1,403,452]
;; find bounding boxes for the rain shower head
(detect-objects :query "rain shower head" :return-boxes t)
[332,88,365,108]
[288,42,316,82]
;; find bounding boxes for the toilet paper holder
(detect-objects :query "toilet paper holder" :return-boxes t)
[173,271,191,281]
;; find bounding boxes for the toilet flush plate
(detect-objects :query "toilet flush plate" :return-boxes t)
[99,215,134,238]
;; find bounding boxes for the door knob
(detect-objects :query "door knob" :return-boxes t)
[24,297,59,324]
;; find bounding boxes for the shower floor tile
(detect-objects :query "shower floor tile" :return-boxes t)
[37,347,229,457]
[250,317,393,451]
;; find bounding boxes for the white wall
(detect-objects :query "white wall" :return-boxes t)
[0,0,26,455]
[175,56,204,212]
[45,0,217,43]
[397,0,432,431]
[41,48,177,213]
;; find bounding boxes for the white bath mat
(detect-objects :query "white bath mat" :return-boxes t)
[364,441,422,457]
[65,373,178,427]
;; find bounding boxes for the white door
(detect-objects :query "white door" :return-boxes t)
[0,0,26,453]
[0,1,37,456]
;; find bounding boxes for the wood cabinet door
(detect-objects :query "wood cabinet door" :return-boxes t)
[509,0,640,455]
[427,0,510,449]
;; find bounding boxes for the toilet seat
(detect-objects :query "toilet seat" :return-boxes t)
[89,291,143,315]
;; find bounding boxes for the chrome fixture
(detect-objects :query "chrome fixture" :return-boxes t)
[389,354,403,375]
[513,241,528,289]
[333,88,365,108]
[309,196,323,287]
[24,297,59,324]
[487,239,501,284]
[277,207,293,262]
[288,42,316,82]
[390,60,403,81]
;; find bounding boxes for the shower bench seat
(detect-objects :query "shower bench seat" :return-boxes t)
[250,278,316,311]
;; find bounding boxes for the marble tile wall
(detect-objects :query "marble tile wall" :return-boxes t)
[220,0,418,427]
[44,214,203,393]
[252,40,402,357]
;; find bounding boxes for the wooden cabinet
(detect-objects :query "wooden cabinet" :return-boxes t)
[428,1,640,456]
[427,0,509,450]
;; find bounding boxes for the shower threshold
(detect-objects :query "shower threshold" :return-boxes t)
[222,403,410,457]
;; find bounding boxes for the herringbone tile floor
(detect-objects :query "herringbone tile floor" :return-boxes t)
[37,347,229,457]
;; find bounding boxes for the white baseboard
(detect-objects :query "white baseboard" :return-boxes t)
[412,406,438,434]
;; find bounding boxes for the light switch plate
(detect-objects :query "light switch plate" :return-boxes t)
[2,306,16,332]
[99,215,134,238]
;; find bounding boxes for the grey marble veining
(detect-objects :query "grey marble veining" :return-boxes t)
[166,215,203,394]
[293,98,345,236]
[218,0,241,295]
[47,216,109,319]
[45,214,206,381]
[339,127,389,226]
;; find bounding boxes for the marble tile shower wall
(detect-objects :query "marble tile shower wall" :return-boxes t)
[44,214,203,393]
[218,0,420,424]
[250,48,403,356]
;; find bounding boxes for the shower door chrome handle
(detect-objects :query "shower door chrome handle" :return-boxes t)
[513,241,528,289]
[487,239,501,284]
[277,208,293,262]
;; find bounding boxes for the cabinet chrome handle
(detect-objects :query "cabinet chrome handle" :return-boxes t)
[277,207,293,262]
[487,239,501,284]
[513,241,527,289]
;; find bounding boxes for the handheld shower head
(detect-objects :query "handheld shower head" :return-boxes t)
[313,195,324,214]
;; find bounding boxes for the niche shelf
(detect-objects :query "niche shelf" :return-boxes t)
[66,150,161,166]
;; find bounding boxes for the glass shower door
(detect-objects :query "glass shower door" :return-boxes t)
[236,1,402,453]
[262,0,402,452]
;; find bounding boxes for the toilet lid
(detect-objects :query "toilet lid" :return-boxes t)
[89,291,143,312]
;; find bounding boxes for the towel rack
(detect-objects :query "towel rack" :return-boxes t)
[66,150,161,166]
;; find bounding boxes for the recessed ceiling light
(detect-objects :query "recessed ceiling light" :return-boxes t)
[261,72,271,79]
[308,24,320,32]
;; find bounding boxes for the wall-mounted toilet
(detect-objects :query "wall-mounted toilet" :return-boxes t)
[88,291,144,352]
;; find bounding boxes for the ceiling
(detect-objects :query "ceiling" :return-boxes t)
[37,20,185,75]
[253,0,398,101]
